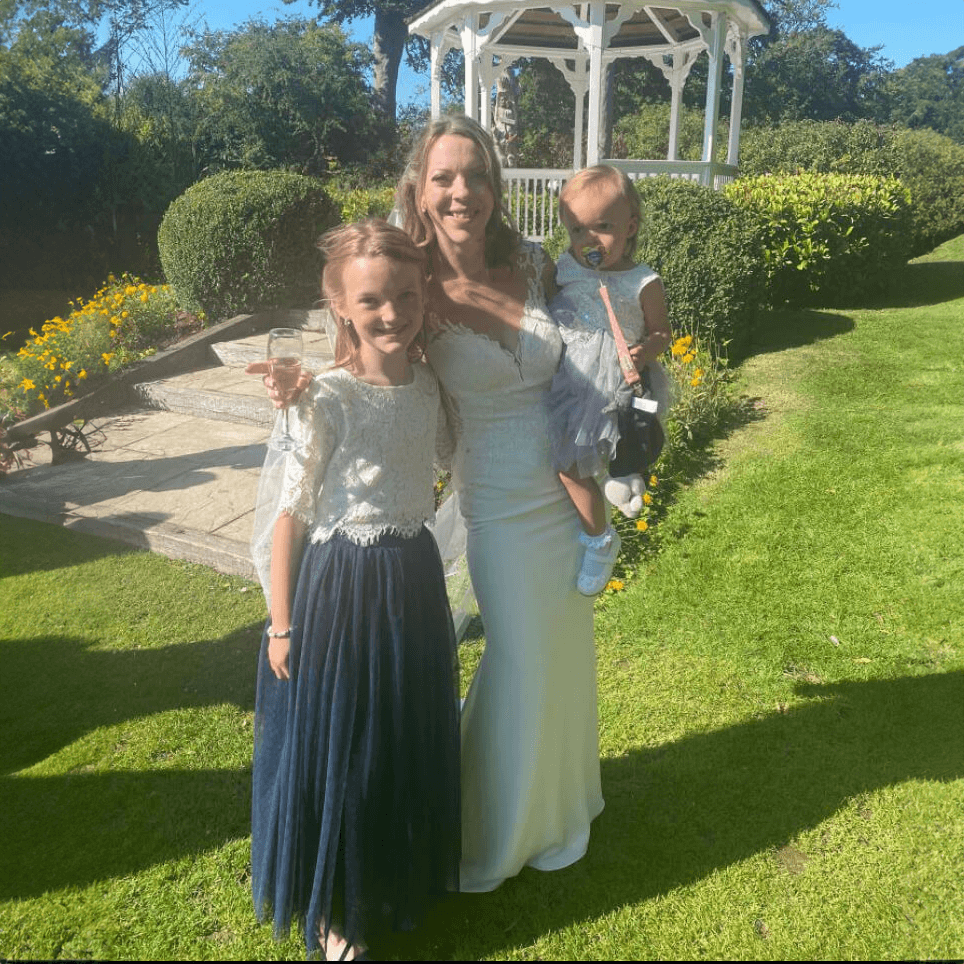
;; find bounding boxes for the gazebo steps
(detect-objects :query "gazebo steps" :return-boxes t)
[132,328,335,426]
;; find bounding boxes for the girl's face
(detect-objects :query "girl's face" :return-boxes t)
[561,181,638,271]
[338,255,424,365]
[420,134,495,249]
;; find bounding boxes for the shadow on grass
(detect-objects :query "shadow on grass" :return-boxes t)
[747,308,855,358]
[0,629,260,777]
[0,625,263,901]
[870,259,964,310]
[2,664,960,947]
[0,515,141,579]
[394,669,964,961]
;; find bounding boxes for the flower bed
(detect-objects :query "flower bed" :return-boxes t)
[0,274,202,423]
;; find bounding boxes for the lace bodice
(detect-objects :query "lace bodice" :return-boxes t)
[276,364,442,545]
[424,243,565,523]
[551,251,659,342]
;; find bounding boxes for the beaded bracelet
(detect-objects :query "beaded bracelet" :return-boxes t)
[267,626,292,638]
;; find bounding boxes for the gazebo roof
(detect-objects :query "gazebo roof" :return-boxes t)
[409,1,770,57]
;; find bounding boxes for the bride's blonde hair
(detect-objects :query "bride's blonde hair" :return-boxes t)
[317,219,429,370]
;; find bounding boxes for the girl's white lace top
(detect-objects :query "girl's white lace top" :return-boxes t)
[282,364,444,543]
[251,363,448,605]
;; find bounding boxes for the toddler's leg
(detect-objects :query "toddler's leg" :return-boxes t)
[558,468,607,536]
[558,468,621,596]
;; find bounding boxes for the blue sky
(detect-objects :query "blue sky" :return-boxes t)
[194,0,963,105]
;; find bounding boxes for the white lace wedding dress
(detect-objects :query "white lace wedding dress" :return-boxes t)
[426,243,605,893]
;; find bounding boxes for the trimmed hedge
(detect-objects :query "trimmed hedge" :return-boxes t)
[324,180,396,223]
[157,171,339,322]
[725,172,913,306]
[740,120,964,257]
[633,178,767,359]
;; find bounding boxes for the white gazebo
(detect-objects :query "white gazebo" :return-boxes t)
[408,1,770,238]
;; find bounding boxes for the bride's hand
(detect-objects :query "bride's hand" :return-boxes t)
[246,361,312,409]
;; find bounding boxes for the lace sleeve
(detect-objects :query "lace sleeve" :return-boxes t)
[250,388,336,608]
[276,391,336,526]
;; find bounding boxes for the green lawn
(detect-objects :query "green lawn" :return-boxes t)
[2,237,962,960]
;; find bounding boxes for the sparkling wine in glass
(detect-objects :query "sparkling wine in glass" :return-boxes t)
[266,327,303,451]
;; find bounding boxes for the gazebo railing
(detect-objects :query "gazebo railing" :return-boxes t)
[504,167,572,243]
[504,160,740,241]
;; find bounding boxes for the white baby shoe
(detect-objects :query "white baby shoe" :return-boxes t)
[603,473,645,518]
[577,526,622,596]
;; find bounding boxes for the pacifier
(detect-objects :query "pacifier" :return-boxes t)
[581,245,606,268]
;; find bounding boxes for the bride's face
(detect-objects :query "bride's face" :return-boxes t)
[420,134,495,249]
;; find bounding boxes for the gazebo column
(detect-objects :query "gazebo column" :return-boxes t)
[479,57,501,129]
[668,65,684,161]
[726,28,747,167]
[429,31,446,119]
[585,2,606,165]
[572,70,587,170]
[460,15,480,120]
[700,13,727,181]
[551,57,589,171]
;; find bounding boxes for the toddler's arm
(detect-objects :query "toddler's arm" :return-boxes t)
[628,278,673,369]
[268,511,305,680]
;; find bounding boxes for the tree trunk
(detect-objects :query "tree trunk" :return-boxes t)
[372,9,407,122]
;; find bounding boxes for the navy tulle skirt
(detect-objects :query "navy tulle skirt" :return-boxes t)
[251,527,461,955]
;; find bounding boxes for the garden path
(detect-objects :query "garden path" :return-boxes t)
[0,329,333,580]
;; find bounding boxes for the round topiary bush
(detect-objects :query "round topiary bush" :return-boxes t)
[157,170,340,322]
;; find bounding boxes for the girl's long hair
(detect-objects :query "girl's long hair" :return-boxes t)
[395,114,520,271]
[317,219,429,370]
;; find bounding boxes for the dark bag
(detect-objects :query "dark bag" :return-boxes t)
[608,370,665,478]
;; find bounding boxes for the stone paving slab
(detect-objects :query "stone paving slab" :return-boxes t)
[212,327,333,370]
[0,406,268,581]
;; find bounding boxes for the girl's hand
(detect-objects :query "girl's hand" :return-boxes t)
[246,361,312,409]
[268,636,290,680]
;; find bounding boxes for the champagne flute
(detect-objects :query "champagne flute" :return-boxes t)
[266,327,303,451]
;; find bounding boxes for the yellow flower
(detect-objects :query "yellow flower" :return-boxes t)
[102,352,115,365]
[682,352,696,363]
[690,375,703,387]
[649,474,658,487]
[636,519,648,532]
[140,293,149,303]
[121,310,129,319]
[643,492,653,505]
[606,579,624,591]
[38,392,49,409]
[19,378,35,391]
[78,369,87,380]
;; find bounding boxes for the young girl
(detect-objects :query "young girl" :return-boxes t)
[249,220,461,961]
[549,165,674,596]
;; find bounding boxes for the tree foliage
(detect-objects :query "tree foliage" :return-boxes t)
[890,46,964,144]
[298,0,426,121]
[183,18,377,175]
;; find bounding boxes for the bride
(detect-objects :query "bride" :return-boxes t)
[395,115,603,892]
